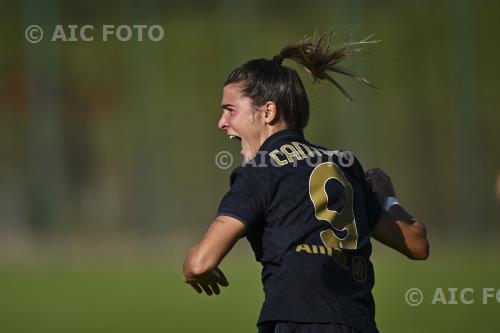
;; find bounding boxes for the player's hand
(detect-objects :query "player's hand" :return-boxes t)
[184,267,229,296]
[365,168,396,197]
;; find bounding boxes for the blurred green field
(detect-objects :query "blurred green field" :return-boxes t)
[1,245,499,333]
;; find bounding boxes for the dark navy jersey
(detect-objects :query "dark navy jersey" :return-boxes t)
[216,129,383,333]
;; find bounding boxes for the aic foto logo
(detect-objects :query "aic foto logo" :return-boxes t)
[25,24,165,43]
[405,287,500,306]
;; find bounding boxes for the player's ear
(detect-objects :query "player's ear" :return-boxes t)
[263,101,278,125]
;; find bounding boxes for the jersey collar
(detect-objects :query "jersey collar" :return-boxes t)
[259,129,305,153]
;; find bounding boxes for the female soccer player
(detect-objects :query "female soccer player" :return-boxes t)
[182,34,429,333]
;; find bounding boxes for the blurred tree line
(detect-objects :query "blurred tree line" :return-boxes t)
[0,0,499,253]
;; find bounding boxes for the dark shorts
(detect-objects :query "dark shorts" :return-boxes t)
[257,321,364,333]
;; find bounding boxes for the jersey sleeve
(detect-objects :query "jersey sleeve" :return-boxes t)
[352,157,384,231]
[216,167,264,233]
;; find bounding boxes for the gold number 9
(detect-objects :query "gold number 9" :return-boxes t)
[309,162,358,250]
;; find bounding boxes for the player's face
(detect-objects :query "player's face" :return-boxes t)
[219,83,268,162]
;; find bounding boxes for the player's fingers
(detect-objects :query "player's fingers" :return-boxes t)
[200,283,213,296]
[372,168,390,181]
[210,282,220,295]
[372,170,390,184]
[188,282,202,294]
[369,169,382,179]
[370,175,383,189]
[213,268,229,287]
[366,169,383,185]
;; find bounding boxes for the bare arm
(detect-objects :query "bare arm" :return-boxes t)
[372,210,429,260]
[182,215,246,295]
[366,168,429,260]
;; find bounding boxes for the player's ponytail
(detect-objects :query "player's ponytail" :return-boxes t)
[275,32,380,101]
[224,31,379,130]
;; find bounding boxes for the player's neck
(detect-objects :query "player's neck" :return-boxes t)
[260,123,288,145]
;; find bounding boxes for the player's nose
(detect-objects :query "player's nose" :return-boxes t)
[218,114,228,130]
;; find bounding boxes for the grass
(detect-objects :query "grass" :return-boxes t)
[1,245,499,332]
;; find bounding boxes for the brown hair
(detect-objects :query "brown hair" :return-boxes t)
[224,31,379,129]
